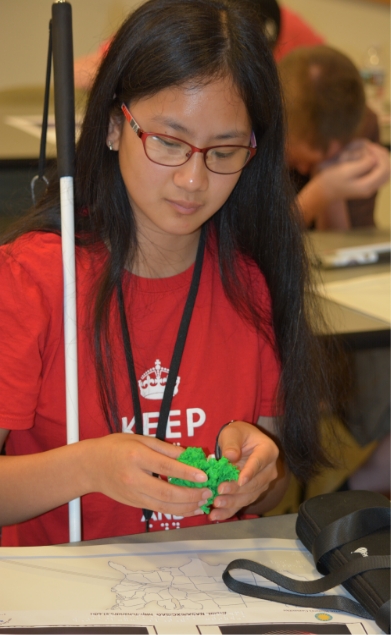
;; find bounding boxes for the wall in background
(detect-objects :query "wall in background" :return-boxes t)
[1,0,389,225]
[0,0,140,90]
[0,0,389,93]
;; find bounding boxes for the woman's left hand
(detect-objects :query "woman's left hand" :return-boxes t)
[209,420,279,522]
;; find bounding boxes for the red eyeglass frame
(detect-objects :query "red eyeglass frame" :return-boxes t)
[120,103,257,173]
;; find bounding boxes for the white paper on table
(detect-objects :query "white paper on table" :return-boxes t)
[316,271,390,324]
[0,537,384,633]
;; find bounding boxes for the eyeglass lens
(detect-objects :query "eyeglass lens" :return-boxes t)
[145,134,252,174]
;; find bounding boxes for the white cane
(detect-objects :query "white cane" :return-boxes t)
[52,0,81,542]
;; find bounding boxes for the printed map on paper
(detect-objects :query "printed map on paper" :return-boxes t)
[0,538,382,633]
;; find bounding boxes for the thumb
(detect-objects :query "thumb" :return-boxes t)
[219,424,242,462]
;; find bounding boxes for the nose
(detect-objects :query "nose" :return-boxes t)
[173,152,209,192]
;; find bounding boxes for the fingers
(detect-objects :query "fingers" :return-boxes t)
[319,155,378,200]
[209,459,277,522]
[337,138,368,162]
[321,142,389,200]
[90,434,210,515]
[136,473,213,517]
[125,434,208,483]
[211,421,279,521]
[218,421,278,482]
[343,151,389,197]
[217,423,242,463]
[93,426,280,522]
[238,442,278,486]
[354,167,389,198]
[339,152,377,178]
[366,144,391,189]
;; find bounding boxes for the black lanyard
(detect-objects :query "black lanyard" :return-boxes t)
[116,228,206,527]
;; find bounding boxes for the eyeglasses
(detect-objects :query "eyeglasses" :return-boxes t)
[121,103,257,175]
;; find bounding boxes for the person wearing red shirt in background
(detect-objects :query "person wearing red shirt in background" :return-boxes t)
[274,4,324,60]
[74,0,325,90]
[246,0,325,60]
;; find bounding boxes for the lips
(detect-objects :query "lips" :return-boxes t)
[167,199,203,214]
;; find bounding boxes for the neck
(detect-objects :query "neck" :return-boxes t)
[130,229,202,278]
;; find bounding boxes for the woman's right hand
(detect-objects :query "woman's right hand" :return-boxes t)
[0,430,210,527]
[83,433,211,517]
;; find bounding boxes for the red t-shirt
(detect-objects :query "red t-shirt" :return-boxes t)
[274,7,325,62]
[0,232,280,546]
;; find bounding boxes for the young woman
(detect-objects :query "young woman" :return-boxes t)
[0,0,331,546]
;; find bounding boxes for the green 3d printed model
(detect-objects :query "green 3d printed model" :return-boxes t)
[169,446,240,513]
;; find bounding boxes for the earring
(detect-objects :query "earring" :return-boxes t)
[108,141,113,151]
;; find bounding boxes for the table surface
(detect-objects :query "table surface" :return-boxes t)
[68,513,298,547]
[308,228,390,348]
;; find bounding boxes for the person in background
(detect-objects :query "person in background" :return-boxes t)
[279,44,390,498]
[246,0,325,60]
[278,45,390,230]
[74,0,325,90]
[74,39,111,91]
[274,3,324,60]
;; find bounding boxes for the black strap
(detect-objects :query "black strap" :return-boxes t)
[223,504,391,628]
[224,555,389,596]
[155,228,206,441]
[222,556,390,620]
[376,599,391,634]
[117,228,206,526]
[31,20,51,205]
[214,420,235,459]
[312,507,391,567]
[117,282,143,435]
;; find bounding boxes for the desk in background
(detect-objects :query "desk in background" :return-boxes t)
[308,228,390,462]
[308,228,390,349]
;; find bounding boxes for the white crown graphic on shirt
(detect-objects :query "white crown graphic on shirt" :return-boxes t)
[138,359,180,400]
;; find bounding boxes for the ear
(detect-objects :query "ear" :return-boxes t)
[106,114,122,151]
[326,139,343,160]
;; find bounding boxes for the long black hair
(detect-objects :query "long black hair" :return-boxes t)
[1,0,335,481]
